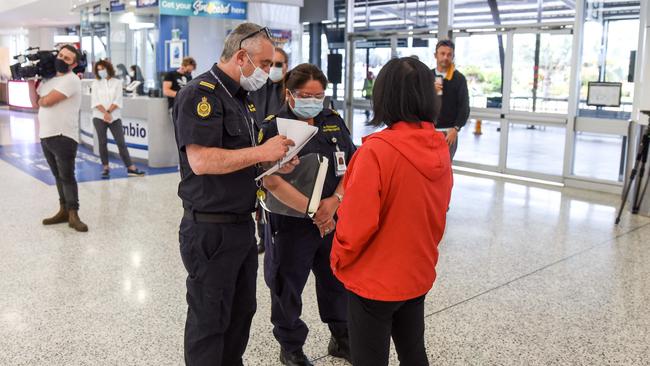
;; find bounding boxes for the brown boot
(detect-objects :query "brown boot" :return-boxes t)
[42,204,69,225]
[68,209,88,232]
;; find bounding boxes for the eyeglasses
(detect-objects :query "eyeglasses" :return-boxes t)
[272,62,284,68]
[239,27,272,49]
[291,90,326,100]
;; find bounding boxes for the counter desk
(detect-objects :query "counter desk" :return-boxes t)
[79,94,178,168]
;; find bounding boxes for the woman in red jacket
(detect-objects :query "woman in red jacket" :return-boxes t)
[330,57,453,366]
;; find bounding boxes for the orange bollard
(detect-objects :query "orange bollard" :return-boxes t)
[474,119,483,135]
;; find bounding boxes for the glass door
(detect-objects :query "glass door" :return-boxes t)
[503,31,573,181]
[453,33,506,169]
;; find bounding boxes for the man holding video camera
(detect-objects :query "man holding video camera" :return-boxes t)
[34,45,88,232]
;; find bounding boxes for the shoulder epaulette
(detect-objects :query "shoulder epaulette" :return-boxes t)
[198,81,216,92]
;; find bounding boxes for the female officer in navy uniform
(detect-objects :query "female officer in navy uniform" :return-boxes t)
[259,63,356,366]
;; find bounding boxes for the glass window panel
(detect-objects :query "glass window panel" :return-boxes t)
[573,132,625,182]
[455,35,505,109]
[510,33,572,114]
[506,123,565,176]
[455,119,501,167]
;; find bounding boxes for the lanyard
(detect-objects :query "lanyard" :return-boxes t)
[209,69,257,148]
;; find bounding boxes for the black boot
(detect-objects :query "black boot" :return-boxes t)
[328,334,352,363]
[280,348,313,366]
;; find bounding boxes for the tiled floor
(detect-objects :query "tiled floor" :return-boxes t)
[1,107,648,365]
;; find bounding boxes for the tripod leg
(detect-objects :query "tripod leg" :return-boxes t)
[616,172,637,224]
[633,170,650,213]
[631,131,650,214]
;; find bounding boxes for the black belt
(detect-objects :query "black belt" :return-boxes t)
[184,210,252,224]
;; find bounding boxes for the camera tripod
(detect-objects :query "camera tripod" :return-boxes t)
[615,120,650,225]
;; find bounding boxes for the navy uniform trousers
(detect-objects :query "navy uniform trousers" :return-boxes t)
[179,216,257,366]
[264,219,348,352]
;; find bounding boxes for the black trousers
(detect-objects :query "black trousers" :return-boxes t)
[92,118,133,167]
[41,135,79,210]
[264,220,348,352]
[347,292,428,366]
[179,216,258,366]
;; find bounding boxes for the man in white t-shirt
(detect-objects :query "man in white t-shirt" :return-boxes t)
[35,45,88,232]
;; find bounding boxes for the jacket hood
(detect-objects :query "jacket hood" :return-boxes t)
[363,122,449,181]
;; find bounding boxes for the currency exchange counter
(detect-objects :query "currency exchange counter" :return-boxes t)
[79,94,178,168]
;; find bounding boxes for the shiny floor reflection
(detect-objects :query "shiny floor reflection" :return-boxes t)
[1,108,649,365]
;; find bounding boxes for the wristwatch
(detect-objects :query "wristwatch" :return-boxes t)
[454,126,461,132]
[334,192,343,203]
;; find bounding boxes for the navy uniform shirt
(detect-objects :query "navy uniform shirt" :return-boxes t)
[260,104,356,216]
[248,79,285,128]
[173,64,259,214]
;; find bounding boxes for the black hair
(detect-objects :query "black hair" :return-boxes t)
[60,44,80,63]
[435,39,455,53]
[285,63,328,91]
[368,57,437,127]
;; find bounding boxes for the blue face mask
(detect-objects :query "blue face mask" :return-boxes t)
[98,69,108,79]
[290,93,324,119]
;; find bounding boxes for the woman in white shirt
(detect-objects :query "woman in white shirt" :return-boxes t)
[91,60,144,179]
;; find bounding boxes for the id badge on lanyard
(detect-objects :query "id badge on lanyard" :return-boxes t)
[331,137,347,177]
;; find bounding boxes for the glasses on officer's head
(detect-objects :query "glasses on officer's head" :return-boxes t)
[291,90,326,100]
[239,27,272,50]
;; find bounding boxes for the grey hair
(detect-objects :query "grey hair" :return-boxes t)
[220,22,269,62]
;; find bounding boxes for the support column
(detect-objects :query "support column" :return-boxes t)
[562,0,586,178]
[344,0,356,136]
[626,0,650,216]
[438,0,453,40]
[308,22,323,68]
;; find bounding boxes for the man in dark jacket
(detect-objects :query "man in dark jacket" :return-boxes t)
[432,39,469,160]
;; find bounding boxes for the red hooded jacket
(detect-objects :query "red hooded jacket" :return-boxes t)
[330,122,453,301]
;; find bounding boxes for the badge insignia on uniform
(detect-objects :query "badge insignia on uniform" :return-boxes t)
[248,103,257,113]
[322,124,341,133]
[197,96,212,118]
[258,129,264,144]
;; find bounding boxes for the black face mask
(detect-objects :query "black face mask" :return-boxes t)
[55,58,71,74]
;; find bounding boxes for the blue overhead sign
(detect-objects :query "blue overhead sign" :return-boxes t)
[110,0,126,12]
[159,0,247,19]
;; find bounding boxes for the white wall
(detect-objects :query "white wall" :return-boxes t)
[27,27,58,50]
[188,17,241,73]
[247,3,303,67]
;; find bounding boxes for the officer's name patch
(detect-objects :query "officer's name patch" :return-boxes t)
[322,125,341,133]
[197,96,212,118]
[199,81,216,90]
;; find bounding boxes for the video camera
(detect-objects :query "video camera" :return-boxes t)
[10,47,87,80]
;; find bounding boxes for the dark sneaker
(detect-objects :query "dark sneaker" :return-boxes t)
[280,348,313,366]
[101,169,110,179]
[127,168,145,177]
[328,335,352,363]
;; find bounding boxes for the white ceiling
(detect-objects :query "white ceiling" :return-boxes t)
[0,0,80,29]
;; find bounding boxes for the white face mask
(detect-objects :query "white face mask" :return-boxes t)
[98,69,108,79]
[269,66,284,83]
[239,53,269,91]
